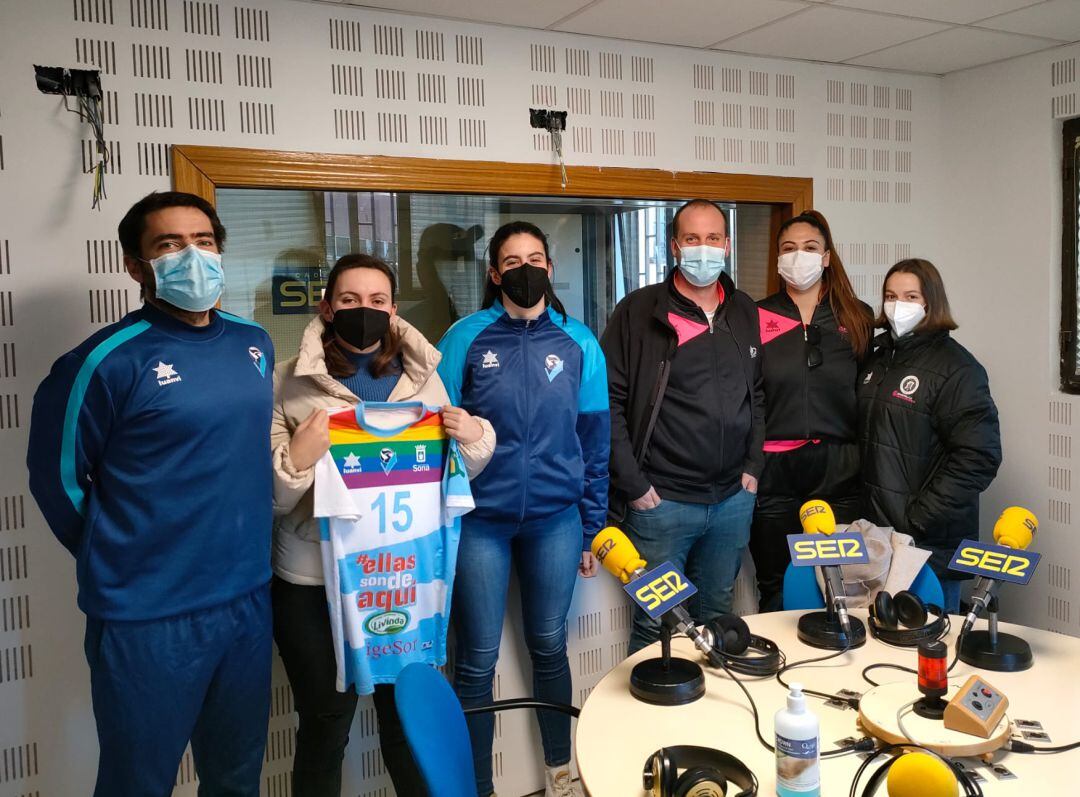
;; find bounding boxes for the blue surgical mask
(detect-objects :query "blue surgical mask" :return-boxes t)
[146,245,224,312]
[677,244,726,287]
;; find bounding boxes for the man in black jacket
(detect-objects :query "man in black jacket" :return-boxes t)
[602,199,765,653]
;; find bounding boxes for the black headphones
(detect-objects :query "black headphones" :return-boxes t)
[867,591,948,647]
[850,743,983,797]
[644,746,758,797]
[701,615,785,677]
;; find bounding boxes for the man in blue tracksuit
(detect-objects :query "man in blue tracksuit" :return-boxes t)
[27,192,274,796]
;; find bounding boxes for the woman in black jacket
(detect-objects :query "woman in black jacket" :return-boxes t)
[751,210,873,611]
[857,258,1002,613]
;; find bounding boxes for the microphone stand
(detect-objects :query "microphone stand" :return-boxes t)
[958,595,1033,672]
[795,571,866,650]
[629,622,706,706]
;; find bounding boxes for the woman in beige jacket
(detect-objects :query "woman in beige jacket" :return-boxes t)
[270,254,494,797]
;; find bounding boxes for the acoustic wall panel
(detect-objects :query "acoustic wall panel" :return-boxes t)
[0,2,944,795]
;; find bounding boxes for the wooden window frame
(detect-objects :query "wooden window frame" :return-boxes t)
[172,144,813,296]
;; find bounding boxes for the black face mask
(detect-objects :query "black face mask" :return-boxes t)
[498,264,550,309]
[331,307,390,350]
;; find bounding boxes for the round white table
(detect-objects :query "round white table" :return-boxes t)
[575,610,1080,795]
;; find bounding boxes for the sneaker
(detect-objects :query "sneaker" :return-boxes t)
[544,765,580,797]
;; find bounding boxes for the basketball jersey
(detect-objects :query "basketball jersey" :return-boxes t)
[313,402,474,693]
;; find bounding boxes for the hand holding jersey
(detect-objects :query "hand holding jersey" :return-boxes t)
[441,404,485,445]
[289,408,331,470]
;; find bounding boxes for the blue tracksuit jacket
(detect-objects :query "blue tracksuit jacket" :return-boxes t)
[27,303,274,620]
[437,302,610,549]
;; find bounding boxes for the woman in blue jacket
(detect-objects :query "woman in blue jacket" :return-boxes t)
[438,221,610,797]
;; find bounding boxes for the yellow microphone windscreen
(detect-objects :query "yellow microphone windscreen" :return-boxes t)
[590,526,646,584]
[993,506,1037,550]
[798,499,836,535]
[886,752,957,797]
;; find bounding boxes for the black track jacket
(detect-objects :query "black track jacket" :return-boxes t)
[602,270,765,515]
[757,291,871,442]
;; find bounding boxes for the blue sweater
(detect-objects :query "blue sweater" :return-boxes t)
[27,304,274,620]
[437,302,610,548]
[336,349,401,402]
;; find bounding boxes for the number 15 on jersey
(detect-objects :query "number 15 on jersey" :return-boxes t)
[372,491,413,533]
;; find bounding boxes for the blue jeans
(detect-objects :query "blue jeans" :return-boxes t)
[451,505,583,797]
[84,585,271,797]
[941,579,962,614]
[623,489,756,654]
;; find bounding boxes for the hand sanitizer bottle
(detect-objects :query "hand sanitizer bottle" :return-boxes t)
[774,682,820,797]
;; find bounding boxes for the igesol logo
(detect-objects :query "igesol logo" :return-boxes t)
[365,609,410,636]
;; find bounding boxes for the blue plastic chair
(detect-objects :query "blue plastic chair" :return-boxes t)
[395,662,581,796]
[782,561,945,610]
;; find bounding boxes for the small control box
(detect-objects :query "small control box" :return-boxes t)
[944,675,1009,738]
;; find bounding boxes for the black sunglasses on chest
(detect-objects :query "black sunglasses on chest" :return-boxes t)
[805,323,822,369]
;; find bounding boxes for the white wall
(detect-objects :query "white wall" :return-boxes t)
[940,44,1080,634]
[0,1,945,795]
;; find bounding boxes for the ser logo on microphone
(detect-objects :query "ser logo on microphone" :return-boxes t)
[786,532,870,567]
[593,537,615,564]
[949,540,1042,585]
[624,562,699,620]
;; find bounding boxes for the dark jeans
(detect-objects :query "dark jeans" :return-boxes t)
[271,577,427,797]
[623,489,757,654]
[749,442,862,612]
[452,504,584,797]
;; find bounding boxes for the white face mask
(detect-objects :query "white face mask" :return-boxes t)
[677,244,727,287]
[777,250,824,291]
[883,300,926,338]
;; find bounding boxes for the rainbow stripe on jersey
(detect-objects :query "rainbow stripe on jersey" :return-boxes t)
[313,402,474,694]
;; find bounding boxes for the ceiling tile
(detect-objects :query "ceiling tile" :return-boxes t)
[976,0,1080,41]
[847,25,1059,73]
[831,0,1044,25]
[341,0,594,29]
[552,0,808,49]
[714,4,947,62]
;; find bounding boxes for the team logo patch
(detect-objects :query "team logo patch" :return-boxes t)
[482,350,499,369]
[249,346,267,377]
[153,361,182,387]
[545,353,564,382]
[749,346,758,359]
[379,447,397,474]
[863,371,874,384]
[342,452,362,474]
[899,375,920,396]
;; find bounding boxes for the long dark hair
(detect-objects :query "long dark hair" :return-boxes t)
[321,254,403,379]
[481,221,567,320]
[875,258,958,333]
[777,210,872,358]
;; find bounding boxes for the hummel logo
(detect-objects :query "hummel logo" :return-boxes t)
[154,361,182,387]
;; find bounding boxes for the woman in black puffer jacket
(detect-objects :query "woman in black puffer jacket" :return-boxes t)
[857,258,1002,613]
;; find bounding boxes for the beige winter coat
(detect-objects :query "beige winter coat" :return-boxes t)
[270,314,495,585]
